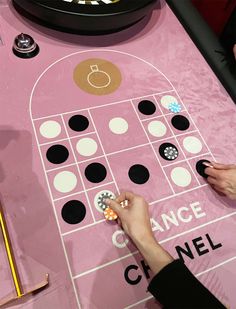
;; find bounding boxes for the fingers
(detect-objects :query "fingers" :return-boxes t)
[207,176,218,185]
[211,162,235,170]
[115,191,135,204]
[205,167,221,178]
[212,186,226,196]
[105,198,122,216]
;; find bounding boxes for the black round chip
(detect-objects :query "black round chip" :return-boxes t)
[128,164,150,184]
[138,100,156,115]
[46,144,69,164]
[159,143,178,161]
[68,115,89,132]
[85,162,107,183]
[196,159,211,178]
[171,115,190,131]
[61,200,86,225]
[13,0,158,35]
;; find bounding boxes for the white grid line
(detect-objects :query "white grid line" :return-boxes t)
[87,109,120,195]
[61,115,96,223]
[154,95,201,186]
[46,162,77,173]
[149,183,208,205]
[32,90,174,121]
[125,255,236,309]
[53,189,85,202]
[31,121,82,309]
[73,210,236,279]
[39,131,96,146]
[53,181,115,202]
[130,99,175,194]
[162,152,211,168]
[42,135,210,174]
[174,92,216,162]
[29,50,221,309]
[62,218,105,237]
[61,183,209,236]
[141,109,187,122]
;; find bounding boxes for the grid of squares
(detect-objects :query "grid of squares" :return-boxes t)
[33,90,214,235]
[32,89,216,307]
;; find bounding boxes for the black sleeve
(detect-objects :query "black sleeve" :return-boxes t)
[147,259,226,309]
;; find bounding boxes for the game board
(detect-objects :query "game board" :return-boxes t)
[1,1,236,308]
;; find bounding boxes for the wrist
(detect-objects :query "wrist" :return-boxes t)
[134,236,174,276]
[132,232,156,248]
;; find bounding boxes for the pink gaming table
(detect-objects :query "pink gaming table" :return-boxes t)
[0,0,236,308]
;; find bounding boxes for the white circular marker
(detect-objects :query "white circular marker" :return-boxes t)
[76,137,98,157]
[171,167,192,187]
[148,120,167,137]
[183,136,203,154]
[109,117,128,135]
[161,95,178,109]
[39,120,61,139]
[53,171,77,193]
[94,190,116,213]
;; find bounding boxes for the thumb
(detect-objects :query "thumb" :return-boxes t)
[211,162,235,170]
[105,199,122,216]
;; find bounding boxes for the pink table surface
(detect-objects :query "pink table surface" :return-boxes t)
[0,0,236,308]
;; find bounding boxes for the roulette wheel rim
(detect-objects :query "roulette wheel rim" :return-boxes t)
[13,0,158,34]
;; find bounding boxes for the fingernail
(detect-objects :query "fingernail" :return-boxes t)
[203,162,214,168]
[104,199,110,205]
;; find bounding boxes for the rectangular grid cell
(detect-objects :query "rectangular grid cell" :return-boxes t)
[90,101,148,154]
[142,116,173,142]
[34,90,216,232]
[155,91,186,115]
[132,95,162,120]
[33,88,218,309]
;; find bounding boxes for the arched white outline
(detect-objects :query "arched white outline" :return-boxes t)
[29,49,177,119]
[29,49,216,309]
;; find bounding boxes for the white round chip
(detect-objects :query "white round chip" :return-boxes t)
[148,120,167,137]
[53,171,77,193]
[94,190,116,213]
[183,136,203,154]
[161,95,178,109]
[39,120,61,139]
[171,167,192,187]
[109,117,128,135]
[76,137,98,157]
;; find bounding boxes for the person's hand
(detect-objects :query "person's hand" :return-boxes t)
[205,162,236,200]
[233,44,236,60]
[105,192,173,275]
[105,191,154,245]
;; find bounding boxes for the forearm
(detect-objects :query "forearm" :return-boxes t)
[133,237,225,309]
[133,236,173,276]
[148,260,226,309]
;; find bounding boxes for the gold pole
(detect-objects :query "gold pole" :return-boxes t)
[0,201,49,306]
[0,203,23,297]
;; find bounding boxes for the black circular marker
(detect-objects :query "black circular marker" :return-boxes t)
[13,0,158,35]
[138,100,156,115]
[85,162,107,183]
[171,115,190,131]
[159,143,178,161]
[61,200,86,225]
[46,144,69,164]
[69,115,89,132]
[128,164,150,184]
[196,160,211,178]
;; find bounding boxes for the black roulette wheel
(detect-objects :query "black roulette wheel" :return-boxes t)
[13,0,158,34]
